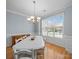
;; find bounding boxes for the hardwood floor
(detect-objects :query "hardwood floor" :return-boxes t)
[6,47,14,59]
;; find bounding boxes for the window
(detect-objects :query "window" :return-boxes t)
[42,13,64,38]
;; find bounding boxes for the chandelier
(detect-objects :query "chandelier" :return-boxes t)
[27,1,41,23]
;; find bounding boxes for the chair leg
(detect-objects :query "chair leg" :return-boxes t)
[32,50,36,59]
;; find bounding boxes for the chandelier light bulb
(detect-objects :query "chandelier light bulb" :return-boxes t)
[37,17,41,20]
[30,16,34,19]
[27,18,31,21]
[37,19,39,22]
[32,19,35,22]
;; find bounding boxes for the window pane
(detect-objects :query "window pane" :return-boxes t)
[42,13,64,38]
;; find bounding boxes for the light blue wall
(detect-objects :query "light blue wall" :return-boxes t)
[64,6,72,35]
[6,6,72,53]
[37,6,72,53]
[6,12,34,46]
[34,22,39,35]
[45,6,72,53]
[46,6,72,53]
[63,6,72,53]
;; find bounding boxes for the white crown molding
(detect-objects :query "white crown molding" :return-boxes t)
[6,9,28,17]
[43,8,64,19]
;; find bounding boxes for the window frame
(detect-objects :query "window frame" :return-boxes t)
[41,13,64,38]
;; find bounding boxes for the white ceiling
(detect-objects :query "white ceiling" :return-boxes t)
[6,0,72,17]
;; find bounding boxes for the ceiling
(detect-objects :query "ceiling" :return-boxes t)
[6,0,72,17]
